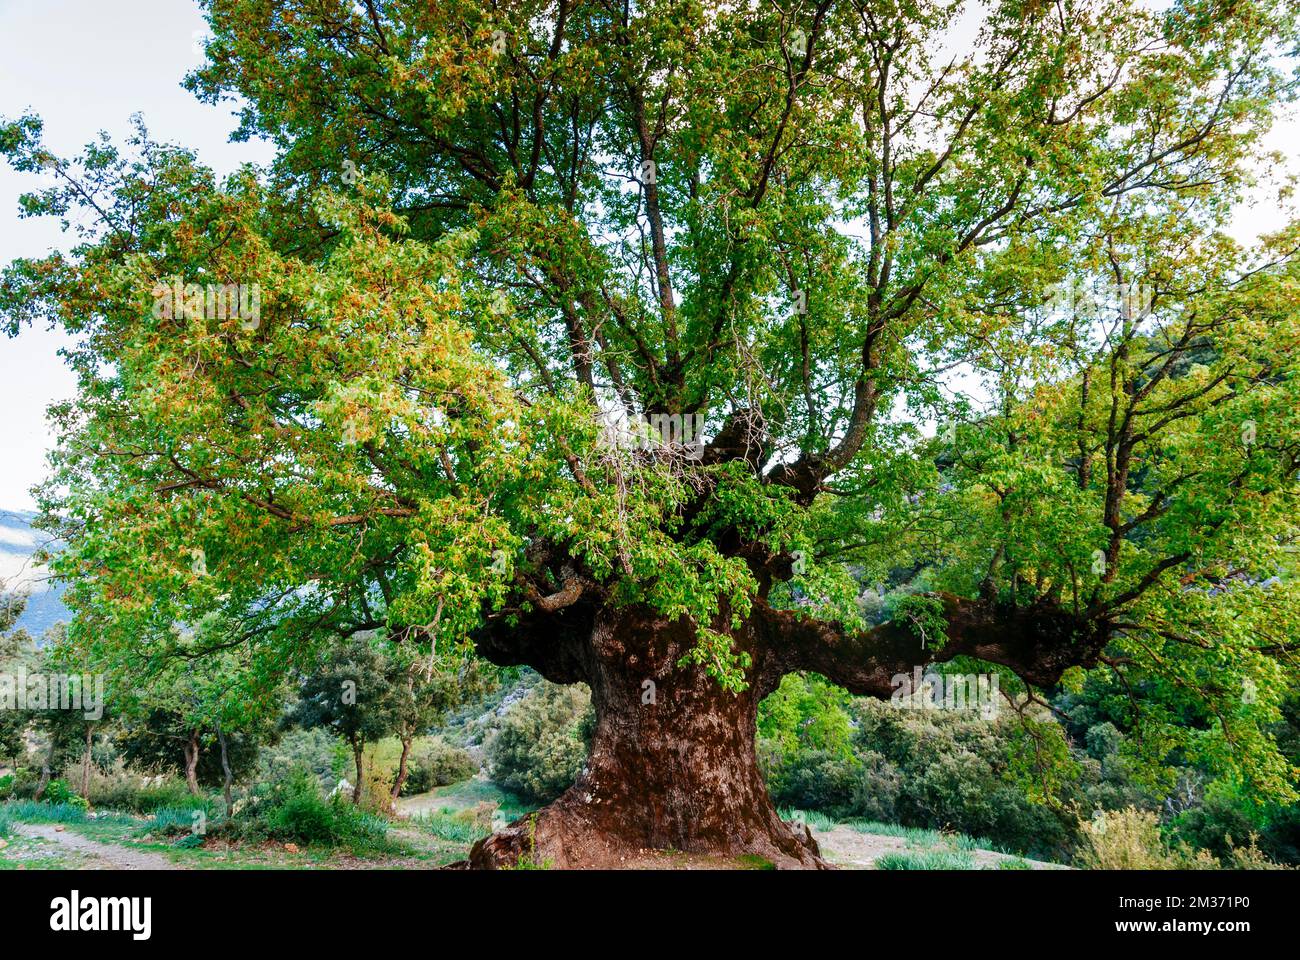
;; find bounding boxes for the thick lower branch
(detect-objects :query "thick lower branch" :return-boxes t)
[756,594,1110,696]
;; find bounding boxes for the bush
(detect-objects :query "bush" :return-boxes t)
[62,759,203,814]
[402,740,477,795]
[78,764,206,814]
[760,692,1076,858]
[257,727,340,789]
[1076,808,1220,869]
[141,806,208,838]
[232,767,389,850]
[42,779,78,806]
[412,807,492,844]
[486,681,592,805]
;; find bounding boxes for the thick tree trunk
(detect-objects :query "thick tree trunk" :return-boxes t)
[183,731,201,797]
[468,582,1103,869]
[391,737,413,801]
[470,605,823,869]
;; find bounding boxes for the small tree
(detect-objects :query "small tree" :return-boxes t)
[115,628,283,804]
[0,594,32,769]
[384,642,494,799]
[288,638,397,805]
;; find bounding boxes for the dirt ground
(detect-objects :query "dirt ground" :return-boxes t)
[10,823,179,870]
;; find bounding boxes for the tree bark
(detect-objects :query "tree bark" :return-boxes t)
[80,724,93,801]
[468,588,1107,869]
[183,731,201,797]
[216,725,234,815]
[391,737,413,801]
[351,742,365,805]
[470,604,822,869]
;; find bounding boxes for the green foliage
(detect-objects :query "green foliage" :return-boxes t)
[256,728,340,789]
[142,806,208,838]
[0,800,88,824]
[411,807,491,844]
[486,681,593,805]
[402,740,478,795]
[287,638,399,774]
[232,767,389,850]
[876,850,977,871]
[2,0,1300,855]
[762,691,1095,858]
[101,778,206,815]
[1076,808,1221,870]
[886,595,949,652]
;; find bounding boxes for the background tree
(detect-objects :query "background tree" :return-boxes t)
[288,637,398,804]
[384,642,493,799]
[3,0,1299,866]
[114,624,283,803]
[0,593,32,770]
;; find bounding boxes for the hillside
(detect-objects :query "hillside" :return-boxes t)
[0,509,69,640]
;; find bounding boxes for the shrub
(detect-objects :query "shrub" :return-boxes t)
[234,767,389,850]
[1076,808,1219,869]
[256,727,340,789]
[42,779,78,805]
[413,808,490,843]
[402,740,477,795]
[81,766,207,814]
[486,682,592,805]
[359,761,395,817]
[141,807,208,838]
[760,694,1076,858]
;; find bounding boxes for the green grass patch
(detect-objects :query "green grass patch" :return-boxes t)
[409,809,484,844]
[0,800,90,825]
[876,849,977,870]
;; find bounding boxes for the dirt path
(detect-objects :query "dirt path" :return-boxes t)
[814,825,1067,870]
[13,823,180,870]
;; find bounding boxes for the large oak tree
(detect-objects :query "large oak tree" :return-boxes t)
[4,0,1300,866]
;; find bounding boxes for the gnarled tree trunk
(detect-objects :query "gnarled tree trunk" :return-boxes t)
[183,730,201,797]
[471,603,820,869]
[469,587,1107,870]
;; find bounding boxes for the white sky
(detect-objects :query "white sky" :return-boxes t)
[0,0,1296,510]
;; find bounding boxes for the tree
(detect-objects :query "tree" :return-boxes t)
[384,643,493,800]
[114,623,283,805]
[288,638,398,804]
[3,0,1300,866]
[0,593,32,769]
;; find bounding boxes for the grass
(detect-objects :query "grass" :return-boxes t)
[423,778,533,820]
[876,849,978,870]
[0,800,90,824]
[778,807,839,832]
[409,808,485,844]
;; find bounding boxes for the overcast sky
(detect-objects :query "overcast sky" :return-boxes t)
[0,0,1297,511]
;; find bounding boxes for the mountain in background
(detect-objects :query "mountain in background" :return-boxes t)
[0,509,70,641]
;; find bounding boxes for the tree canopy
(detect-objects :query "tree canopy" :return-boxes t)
[3,0,1299,860]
